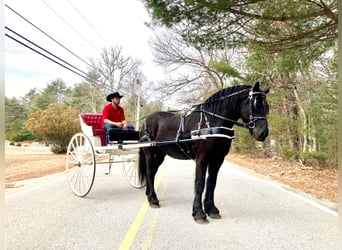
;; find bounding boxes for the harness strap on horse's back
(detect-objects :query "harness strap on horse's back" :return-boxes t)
[197,105,211,130]
[175,110,194,159]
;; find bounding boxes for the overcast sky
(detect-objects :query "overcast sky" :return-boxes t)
[5,0,162,98]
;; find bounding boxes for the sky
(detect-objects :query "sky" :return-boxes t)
[4,0,163,98]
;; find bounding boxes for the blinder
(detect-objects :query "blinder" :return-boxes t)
[247,90,268,129]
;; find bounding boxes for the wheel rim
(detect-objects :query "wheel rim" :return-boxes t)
[66,133,96,197]
[122,154,146,189]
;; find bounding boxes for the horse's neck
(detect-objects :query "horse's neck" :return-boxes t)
[211,111,237,128]
[202,103,242,128]
[184,107,237,130]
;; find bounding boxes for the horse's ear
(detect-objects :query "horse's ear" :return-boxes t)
[253,81,260,91]
[264,88,270,94]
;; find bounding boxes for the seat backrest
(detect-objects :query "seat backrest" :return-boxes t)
[80,114,102,129]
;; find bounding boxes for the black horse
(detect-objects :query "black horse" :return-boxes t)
[138,82,270,223]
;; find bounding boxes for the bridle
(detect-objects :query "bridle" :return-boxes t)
[194,88,268,129]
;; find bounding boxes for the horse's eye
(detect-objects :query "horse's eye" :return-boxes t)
[263,100,270,114]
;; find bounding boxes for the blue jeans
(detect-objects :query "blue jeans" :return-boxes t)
[103,124,135,145]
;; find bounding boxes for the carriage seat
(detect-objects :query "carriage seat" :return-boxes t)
[79,113,140,146]
[79,114,106,146]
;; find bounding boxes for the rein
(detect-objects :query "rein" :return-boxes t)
[193,109,252,128]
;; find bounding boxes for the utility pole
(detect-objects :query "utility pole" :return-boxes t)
[135,79,141,129]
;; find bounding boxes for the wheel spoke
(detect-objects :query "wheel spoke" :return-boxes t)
[122,154,145,189]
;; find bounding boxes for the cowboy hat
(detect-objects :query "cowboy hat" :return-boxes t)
[106,92,123,102]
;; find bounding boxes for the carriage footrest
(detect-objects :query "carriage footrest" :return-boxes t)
[109,129,140,143]
[191,127,234,139]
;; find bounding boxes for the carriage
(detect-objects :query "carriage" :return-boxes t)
[65,113,235,197]
[66,82,270,223]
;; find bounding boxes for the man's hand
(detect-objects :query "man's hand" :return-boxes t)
[115,122,128,130]
[114,122,124,128]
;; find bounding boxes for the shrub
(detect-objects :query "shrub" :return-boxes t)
[231,127,260,154]
[300,151,329,168]
[49,144,66,154]
[5,119,37,142]
[281,147,299,161]
[9,132,37,142]
[26,103,81,153]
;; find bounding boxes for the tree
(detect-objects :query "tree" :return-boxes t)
[142,0,337,52]
[149,30,244,104]
[68,71,104,114]
[5,97,27,132]
[26,103,80,153]
[245,44,337,164]
[5,97,36,141]
[305,55,337,162]
[89,46,144,95]
[86,46,147,120]
[84,46,150,125]
[28,78,70,111]
[22,88,41,114]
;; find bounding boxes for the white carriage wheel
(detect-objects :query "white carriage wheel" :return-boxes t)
[66,133,96,197]
[122,154,146,189]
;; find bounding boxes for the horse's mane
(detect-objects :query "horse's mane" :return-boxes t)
[202,85,251,115]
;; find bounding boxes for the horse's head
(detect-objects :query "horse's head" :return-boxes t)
[240,82,270,141]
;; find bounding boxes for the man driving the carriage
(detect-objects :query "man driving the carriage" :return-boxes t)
[101,92,135,145]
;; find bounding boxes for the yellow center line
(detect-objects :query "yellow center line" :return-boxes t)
[118,159,170,250]
[142,167,170,250]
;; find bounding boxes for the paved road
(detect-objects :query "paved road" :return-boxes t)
[5,157,339,249]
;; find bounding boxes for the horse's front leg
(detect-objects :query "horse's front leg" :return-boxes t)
[204,158,224,219]
[192,158,208,223]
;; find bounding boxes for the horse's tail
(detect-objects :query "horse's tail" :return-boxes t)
[138,148,147,185]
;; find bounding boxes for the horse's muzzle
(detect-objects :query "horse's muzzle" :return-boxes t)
[254,129,268,141]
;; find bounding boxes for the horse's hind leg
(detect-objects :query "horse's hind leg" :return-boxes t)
[204,157,224,219]
[192,157,209,223]
[144,147,165,208]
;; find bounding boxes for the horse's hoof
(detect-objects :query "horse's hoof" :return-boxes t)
[194,217,209,224]
[150,203,160,208]
[208,213,221,219]
[205,205,221,219]
[193,212,208,224]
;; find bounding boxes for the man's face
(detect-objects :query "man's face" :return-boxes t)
[112,97,121,105]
